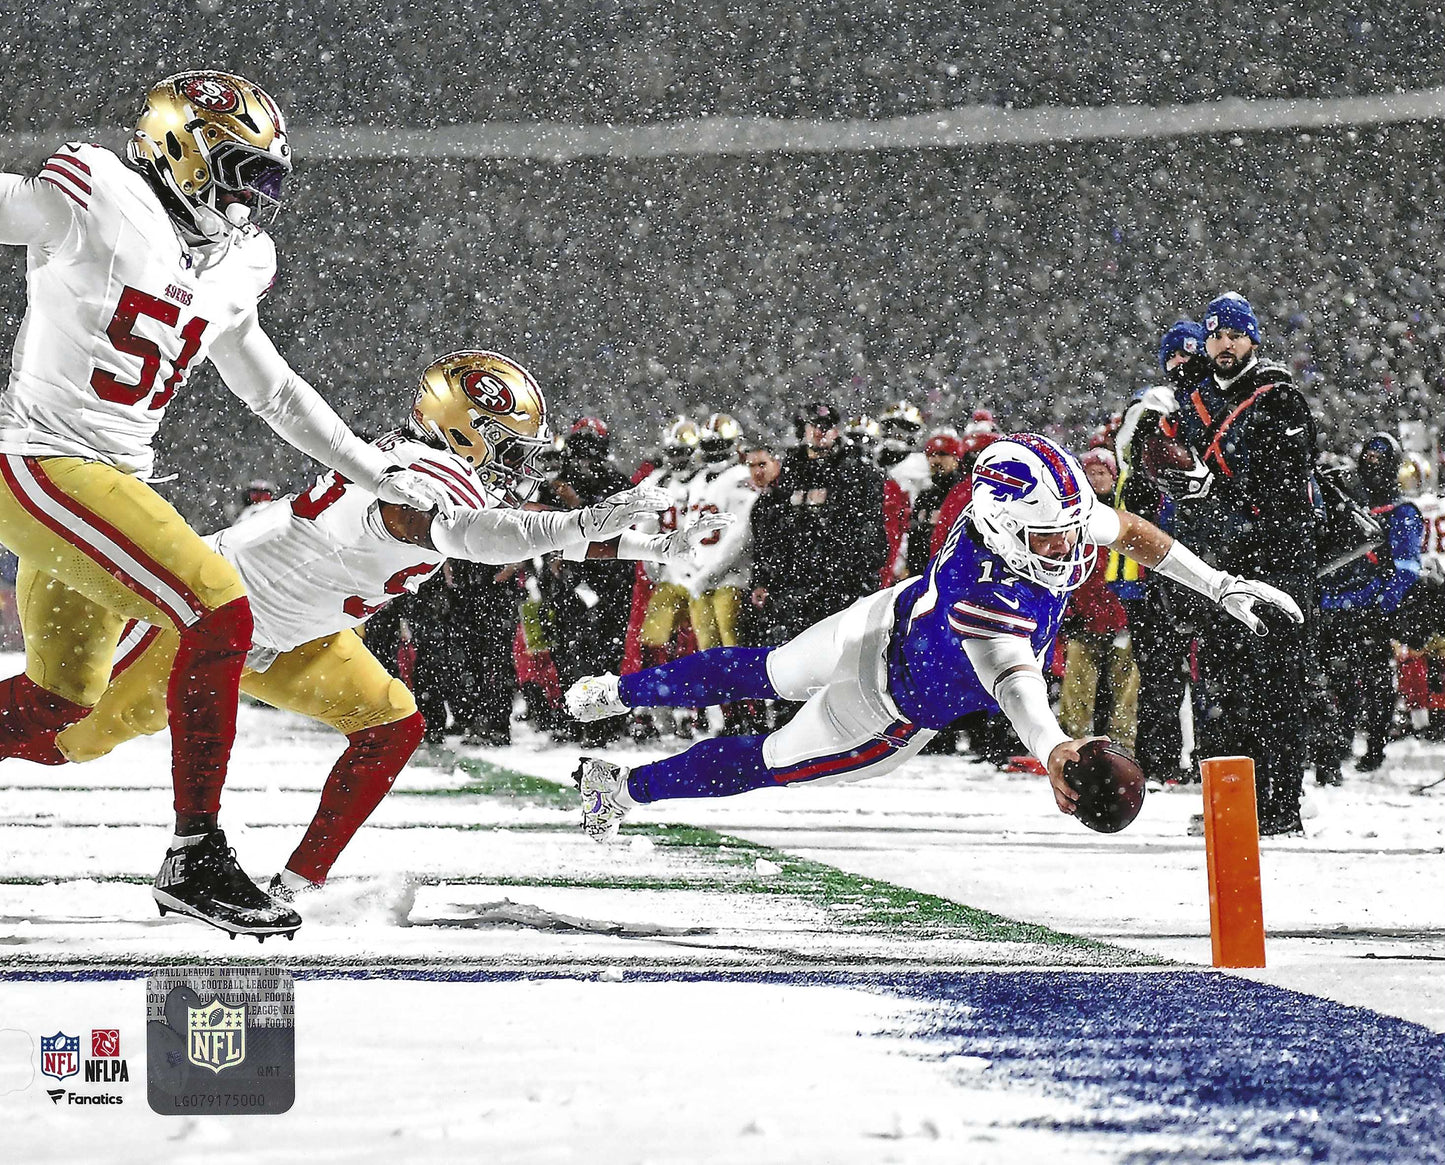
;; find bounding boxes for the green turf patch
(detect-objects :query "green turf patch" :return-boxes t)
[398,753,576,808]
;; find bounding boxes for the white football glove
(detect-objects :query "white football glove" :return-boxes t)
[657,512,736,565]
[1217,576,1305,636]
[576,484,672,541]
[376,466,458,516]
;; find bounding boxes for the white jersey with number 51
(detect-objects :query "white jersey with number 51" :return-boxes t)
[0,143,277,478]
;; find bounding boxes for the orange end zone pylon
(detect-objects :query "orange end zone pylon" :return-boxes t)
[1200,756,1266,968]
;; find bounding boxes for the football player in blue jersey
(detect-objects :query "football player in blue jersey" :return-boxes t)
[565,433,1303,839]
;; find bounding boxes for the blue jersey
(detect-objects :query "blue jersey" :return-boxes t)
[887,517,1068,729]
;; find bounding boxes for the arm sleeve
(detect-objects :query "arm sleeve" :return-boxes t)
[209,311,394,491]
[429,505,587,564]
[1381,506,1425,611]
[0,173,74,248]
[963,637,1070,763]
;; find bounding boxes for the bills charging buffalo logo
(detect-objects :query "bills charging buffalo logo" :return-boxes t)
[460,369,515,414]
[91,1029,120,1058]
[187,1000,246,1075]
[40,1032,80,1081]
[976,459,1037,502]
[180,75,241,114]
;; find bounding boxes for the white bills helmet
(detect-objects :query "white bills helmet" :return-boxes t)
[969,433,1095,593]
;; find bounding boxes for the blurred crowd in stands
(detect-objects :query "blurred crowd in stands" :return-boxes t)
[0,121,1433,530]
[2,1,1443,126]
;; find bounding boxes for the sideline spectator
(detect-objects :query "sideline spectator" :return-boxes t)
[1316,433,1424,781]
[1175,294,1316,836]
[905,430,966,580]
[751,402,885,642]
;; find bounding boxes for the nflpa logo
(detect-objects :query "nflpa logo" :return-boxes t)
[92,1029,120,1058]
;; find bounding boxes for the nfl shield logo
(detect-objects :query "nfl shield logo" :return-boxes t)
[40,1032,79,1081]
[187,1000,247,1075]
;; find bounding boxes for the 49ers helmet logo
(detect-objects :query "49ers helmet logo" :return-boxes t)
[179,75,241,114]
[461,369,516,414]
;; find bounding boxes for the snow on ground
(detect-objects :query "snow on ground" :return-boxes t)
[2,659,1444,1162]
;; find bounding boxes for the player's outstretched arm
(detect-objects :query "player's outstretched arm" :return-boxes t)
[1103,507,1304,635]
[962,637,1099,816]
[210,313,456,515]
[566,510,735,567]
[386,483,675,563]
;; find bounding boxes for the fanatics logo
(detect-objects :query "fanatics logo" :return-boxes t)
[1205,314,1219,332]
[40,1032,79,1082]
[1183,337,1199,354]
[91,1030,119,1058]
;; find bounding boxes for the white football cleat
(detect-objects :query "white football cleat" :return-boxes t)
[566,673,629,722]
[574,756,631,841]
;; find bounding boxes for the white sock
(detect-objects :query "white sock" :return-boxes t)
[279,868,321,893]
[613,770,638,810]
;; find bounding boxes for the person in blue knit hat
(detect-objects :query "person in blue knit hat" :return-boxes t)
[1157,318,1210,387]
[1165,291,1318,836]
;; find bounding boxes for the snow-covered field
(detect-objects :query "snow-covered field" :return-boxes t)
[3,658,1444,1163]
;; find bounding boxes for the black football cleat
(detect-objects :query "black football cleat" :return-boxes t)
[152,829,302,941]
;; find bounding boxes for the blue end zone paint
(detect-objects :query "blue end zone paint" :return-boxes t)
[892,971,1445,1163]
[4,966,1443,1157]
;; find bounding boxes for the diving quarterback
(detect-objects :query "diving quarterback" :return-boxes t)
[0,72,461,938]
[28,351,724,906]
[565,434,1305,839]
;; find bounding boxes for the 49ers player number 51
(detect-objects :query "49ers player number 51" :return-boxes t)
[0,71,457,941]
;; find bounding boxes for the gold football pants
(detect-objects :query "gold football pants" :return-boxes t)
[0,455,245,707]
[57,624,418,763]
[688,586,742,651]
[639,581,693,650]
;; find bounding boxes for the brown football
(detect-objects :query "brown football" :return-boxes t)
[1139,425,1195,478]
[1063,740,1147,833]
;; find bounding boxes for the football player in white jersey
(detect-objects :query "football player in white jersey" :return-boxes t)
[0,72,458,938]
[40,351,722,901]
[684,413,757,650]
[637,417,701,658]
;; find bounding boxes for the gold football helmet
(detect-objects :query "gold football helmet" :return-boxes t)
[661,417,700,468]
[412,350,551,503]
[699,412,742,460]
[128,70,292,240]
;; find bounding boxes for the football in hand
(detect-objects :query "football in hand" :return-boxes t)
[1138,425,1196,480]
[1063,740,1146,833]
